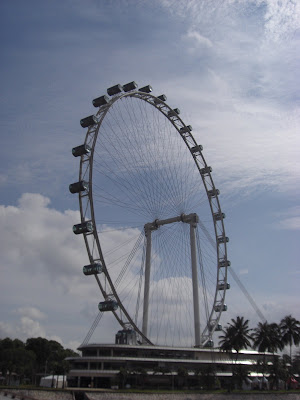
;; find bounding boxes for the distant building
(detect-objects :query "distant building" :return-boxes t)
[66,331,277,389]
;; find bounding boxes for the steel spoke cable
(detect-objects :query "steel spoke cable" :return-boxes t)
[92,187,149,217]
[106,100,159,216]
[82,311,104,345]
[158,110,188,214]
[114,232,144,289]
[102,231,142,260]
[95,123,156,217]
[92,157,152,218]
[145,101,170,216]
[93,145,155,219]
[123,98,162,216]
[136,99,186,216]
[133,97,169,215]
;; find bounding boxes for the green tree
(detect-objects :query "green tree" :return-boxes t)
[280,315,300,363]
[117,367,128,389]
[219,316,252,390]
[195,365,216,390]
[0,338,36,384]
[233,365,249,390]
[177,366,188,389]
[268,356,289,390]
[219,316,252,357]
[26,337,51,372]
[132,367,148,388]
[253,322,283,354]
[292,349,300,376]
[1,336,78,386]
[253,321,283,377]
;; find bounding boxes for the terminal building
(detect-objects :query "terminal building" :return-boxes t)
[66,330,276,389]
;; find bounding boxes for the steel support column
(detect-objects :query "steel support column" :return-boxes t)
[142,213,200,346]
[190,221,201,347]
[142,227,152,341]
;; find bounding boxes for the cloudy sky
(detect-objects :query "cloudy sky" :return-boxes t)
[0,0,299,351]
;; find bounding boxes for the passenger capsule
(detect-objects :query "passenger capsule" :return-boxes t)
[80,115,98,128]
[214,304,227,312]
[83,263,104,276]
[107,84,123,96]
[213,212,226,221]
[215,324,222,331]
[218,282,230,290]
[139,85,152,93]
[207,188,220,197]
[92,95,109,108]
[190,145,203,154]
[168,108,180,117]
[73,221,93,235]
[217,236,229,244]
[179,125,192,134]
[72,144,91,157]
[123,81,138,92]
[200,166,212,175]
[157,94,167,101]
[204,340,214,348]
[69,181,88,194]
[98,300,118,312]
[219,259,231,268]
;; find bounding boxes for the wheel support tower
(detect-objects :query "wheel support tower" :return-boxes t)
[143,213,201,346]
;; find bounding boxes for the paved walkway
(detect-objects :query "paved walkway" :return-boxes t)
[2,390,300,400]
[86,393,300,400]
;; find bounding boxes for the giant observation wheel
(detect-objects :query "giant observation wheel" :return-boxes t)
[70,82,230,347]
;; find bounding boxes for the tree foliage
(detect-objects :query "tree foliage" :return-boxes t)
[253,322,283,354]
[280,315,300,362]
[0,336,78,385]
[219,316,252,356]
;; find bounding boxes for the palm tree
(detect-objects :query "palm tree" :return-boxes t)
[253,322,283,379]
[219,316,252,391]
[219,316,252,357]
[253,322,283,354]
[268,356,289,390]
[117,366,128,389]
[177,366,188,389]
[280,315,300,363]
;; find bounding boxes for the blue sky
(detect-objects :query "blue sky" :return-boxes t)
[0,0,299,351]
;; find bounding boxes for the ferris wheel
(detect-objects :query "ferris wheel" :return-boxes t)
[70,82,230,347]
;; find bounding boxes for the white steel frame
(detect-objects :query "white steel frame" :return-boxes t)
[76,88,229,346]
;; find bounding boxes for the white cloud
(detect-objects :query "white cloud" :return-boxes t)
[221,286,300,330]
[159,77,300,198]
[239,269,249,275]
[0,192,299,349]
[0,193,85,283]
[66,340,82,351]
[153,3,300,198]
[263,0,300,42]
[0,174,7,185]
[184,30,213,51]
[0,316,67,347]
[16,307,46,320]
[274,206,300,230]
[0,321,15,338]
[18,317,46,339]
[278,217,300,231]
[0,193,90,344]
